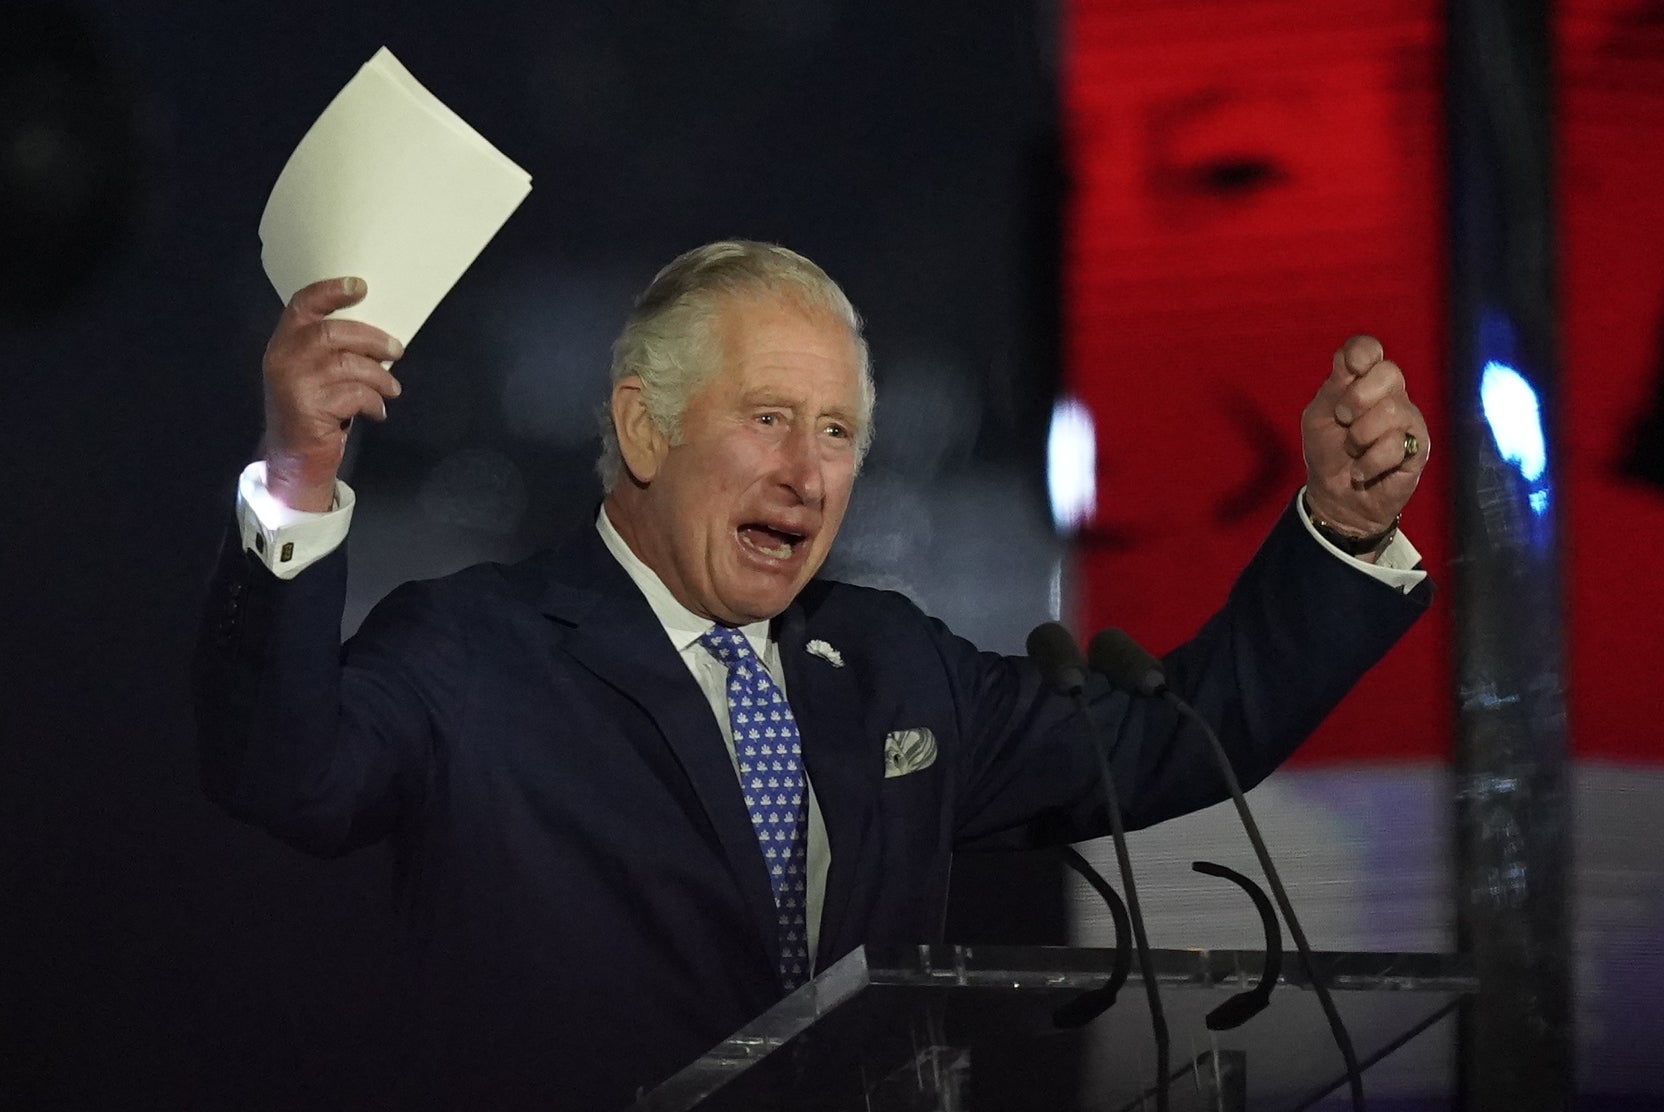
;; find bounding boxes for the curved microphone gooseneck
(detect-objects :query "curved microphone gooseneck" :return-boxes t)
[1053,846,1133,1028]
[1191,860,1283,1031]
[1026,621,1170,1112]
[1088,628,1366,1112]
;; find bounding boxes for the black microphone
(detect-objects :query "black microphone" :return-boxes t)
[1084,627,1166,698]
[1026,619,1088,696]
[1025,622,1170,1112]
[1087,629,1367,1112]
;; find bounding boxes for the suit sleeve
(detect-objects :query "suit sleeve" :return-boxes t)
[947,498,1434,850]
[193,527,465,856]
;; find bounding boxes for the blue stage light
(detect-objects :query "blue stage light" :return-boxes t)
[1479,360,1550,517]
[1480,362,1547,481]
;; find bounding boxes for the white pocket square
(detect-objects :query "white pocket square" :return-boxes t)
[883,728,938,778]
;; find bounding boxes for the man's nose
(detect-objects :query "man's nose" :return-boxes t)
[780,425,823,505]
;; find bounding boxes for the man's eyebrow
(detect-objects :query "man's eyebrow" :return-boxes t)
[740,390,859,424]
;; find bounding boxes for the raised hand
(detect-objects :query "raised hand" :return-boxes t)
[1300,335,1430,539]
[261,277,405,511]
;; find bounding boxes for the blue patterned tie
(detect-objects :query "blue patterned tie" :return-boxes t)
[698,625,811,990]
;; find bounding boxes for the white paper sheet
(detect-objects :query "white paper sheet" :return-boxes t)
[259,47,532,346]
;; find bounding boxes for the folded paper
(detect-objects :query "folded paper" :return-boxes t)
[259,47,532,346]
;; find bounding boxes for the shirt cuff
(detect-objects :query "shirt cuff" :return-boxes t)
[236,461,355,580]
[1294,486,1427,595]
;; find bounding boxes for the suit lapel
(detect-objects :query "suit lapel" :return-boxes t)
[535,530,783,974]
[776,599,880,971]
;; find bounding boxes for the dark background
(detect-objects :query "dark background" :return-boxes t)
[2,2,1066,1104]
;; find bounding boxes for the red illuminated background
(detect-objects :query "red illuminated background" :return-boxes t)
[1064,0,1664,766]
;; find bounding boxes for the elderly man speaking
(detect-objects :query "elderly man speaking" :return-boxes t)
[196,241,1432,1109]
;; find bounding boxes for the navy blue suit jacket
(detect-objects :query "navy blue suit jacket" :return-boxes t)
[194,498,1430,1108]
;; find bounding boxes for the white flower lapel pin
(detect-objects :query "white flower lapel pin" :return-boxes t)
[806,639,844,668]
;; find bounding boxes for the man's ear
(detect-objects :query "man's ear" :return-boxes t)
[612,377,670,484]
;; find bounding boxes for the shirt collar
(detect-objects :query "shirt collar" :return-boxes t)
[596,506,772,660]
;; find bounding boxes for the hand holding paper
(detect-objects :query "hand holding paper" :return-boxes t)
[260,278,406,511]
[255,47,532,510]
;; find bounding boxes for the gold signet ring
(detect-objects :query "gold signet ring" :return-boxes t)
[1403,430,1421,461]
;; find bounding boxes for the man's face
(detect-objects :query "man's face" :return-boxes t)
[622,295,865,625]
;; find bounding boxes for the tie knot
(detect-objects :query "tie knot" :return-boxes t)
[698,624,755,668]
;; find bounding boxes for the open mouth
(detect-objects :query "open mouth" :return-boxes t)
[738,523,806,561]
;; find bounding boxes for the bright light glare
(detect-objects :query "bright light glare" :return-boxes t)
[1480,362,1547,482]
[1047,397,1097,532]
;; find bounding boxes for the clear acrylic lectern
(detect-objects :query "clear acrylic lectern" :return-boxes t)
[629,944,1476,1112]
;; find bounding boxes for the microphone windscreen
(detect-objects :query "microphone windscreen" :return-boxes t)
[1026,621,1087,696]
[1088,628,1166,697]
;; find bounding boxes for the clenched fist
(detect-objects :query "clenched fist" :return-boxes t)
[1301,335,1430,546]
[262,277,406,512]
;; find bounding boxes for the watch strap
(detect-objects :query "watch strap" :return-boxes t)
[1302,492,1399,557]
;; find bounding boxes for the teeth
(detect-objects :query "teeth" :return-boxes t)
[741,529,796,560]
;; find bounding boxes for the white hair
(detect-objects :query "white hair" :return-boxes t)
[596,240,874,492]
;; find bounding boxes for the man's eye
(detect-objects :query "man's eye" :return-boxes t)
[824,423,849,439]
[756,413,777,426]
